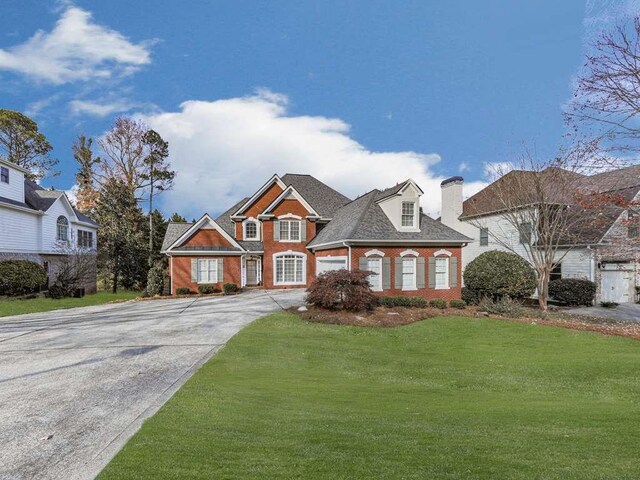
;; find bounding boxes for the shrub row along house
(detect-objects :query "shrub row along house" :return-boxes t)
[440,165,640,304]
[0,159,99,292]
[161,174,470,298]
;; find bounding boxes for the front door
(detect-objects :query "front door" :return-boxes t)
[246,259,258,286]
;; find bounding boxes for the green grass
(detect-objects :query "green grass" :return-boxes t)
[99,314,640,480]
[0,291,140,317]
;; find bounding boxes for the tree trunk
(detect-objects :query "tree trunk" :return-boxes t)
[112,266,119,294]
[537,268,549,311]
[149,182,154,267]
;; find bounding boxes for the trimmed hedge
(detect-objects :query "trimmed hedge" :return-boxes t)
[464,251,536,300]
[548,278,596,306]
[461,287,481,305]
[429,298,448,309]
[176,287,191,295]
[198,284,217,295]
[449,299,466,309]
[0,260,47,296]
[378,296,428,308]
[223,283,239,295]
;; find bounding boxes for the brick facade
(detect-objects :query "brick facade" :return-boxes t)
[171,255,242,294]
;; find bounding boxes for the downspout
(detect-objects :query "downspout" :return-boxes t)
[169,255,173,295]
[343,242,352,270]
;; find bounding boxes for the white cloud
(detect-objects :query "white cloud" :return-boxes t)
[69,99,135,117]
[483,161,515,180]
[0,6,153,84]
[141,90,486,218]
[458,162,470,173]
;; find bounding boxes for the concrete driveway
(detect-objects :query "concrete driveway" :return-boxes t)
[0,289,305,480]
[568,302,640,323]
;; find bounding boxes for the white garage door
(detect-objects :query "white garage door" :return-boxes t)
[316,257,348,276]
[601,267,634,303]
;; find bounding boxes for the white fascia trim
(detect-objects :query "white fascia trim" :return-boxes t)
[51,194,80,222]
[433,249,452,257]
[165,213,245,252]
[365,249,385,257]
[0,157,30,174]
[272,250,307,286]
[317,255,348,262]
[401,178,424,195]
[277,213,303,220]
[261,185,319,217]
[72,220,98,229]
[400,249,420,257]
[233,174,286,216]
[0,203,44,215]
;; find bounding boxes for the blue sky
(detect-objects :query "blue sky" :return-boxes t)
[0,1,623,217]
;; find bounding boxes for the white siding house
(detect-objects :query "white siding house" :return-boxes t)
[0,159,99,292]
[440,170,640,304]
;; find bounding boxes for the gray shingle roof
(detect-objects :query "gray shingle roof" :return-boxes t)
[280,174,351,218]
[216,197,248,236]
[2,178,99,226]
[161,222,193,251]
[308,185,471,248]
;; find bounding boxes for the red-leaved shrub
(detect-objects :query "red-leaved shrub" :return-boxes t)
[306,269,377,311]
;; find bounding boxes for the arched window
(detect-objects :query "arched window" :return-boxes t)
[244,220,259,240]
[57,216,69,242]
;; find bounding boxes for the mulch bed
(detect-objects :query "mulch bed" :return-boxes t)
[292,305,640,340]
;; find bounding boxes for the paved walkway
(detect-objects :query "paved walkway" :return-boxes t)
[0,289,305,480]
[568,302,640,323]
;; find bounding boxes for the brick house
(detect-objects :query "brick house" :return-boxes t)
[161,173,470,299]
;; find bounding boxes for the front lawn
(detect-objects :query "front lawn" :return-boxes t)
[0,291,140,317]
[99,313,640,479]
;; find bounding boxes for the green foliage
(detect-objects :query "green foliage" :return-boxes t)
[0,109,56,180]
[449,299,467,309]
[461,286,481,305]
[377,296,428,308]
[198,284,218,295]
[464,250,536,300]
[169,212,188,223]
[94,178,148,292]
[307,270,376,311]
[223,283,240,295]
[176,287,191,295]
[146,262,165,296]
[428,298,448,309]
[0,291,139,317]
[478,297,526,318]
[0,260,46,296]
[600,301,619,309]
[548,279,596,306]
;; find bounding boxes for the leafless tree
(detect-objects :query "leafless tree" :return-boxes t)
[49,243,97,297]
[465,142,608,311]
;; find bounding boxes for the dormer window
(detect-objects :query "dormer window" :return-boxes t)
[401,202,416,228]
[0,167,8,184]
[57,216,69,242]
[244,220,259,240]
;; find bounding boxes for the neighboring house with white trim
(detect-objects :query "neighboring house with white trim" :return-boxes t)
[162,173,470,299]
[440,166,640,304]
[0,159,99,293]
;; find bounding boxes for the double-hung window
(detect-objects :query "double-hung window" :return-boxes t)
[435,257,449,289]
[275,254,305,284]
[279,220,301,241]
[479,227,489,246]
[367,257,382,291]
[0,167,8,184]
[402,257,416,290]
[197,259,218,283]
[78,230,93,248]
[56,216,69,242]
[401,202,416,228]
[519,222,532,244]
